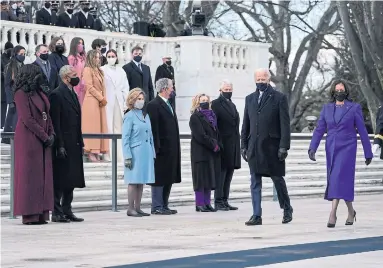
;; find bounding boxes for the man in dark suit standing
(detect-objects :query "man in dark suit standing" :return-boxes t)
[211,79,241,211]
[122,46,154,102]
[35,1,56,26]
[75,0,94,30]
[373,104,383,160]
[49,65,85,223]
[56,1,78,28]
[1,42,13,128]
[32,44,59,94]
[241,69,293,226]
[146,78,181,215]
[155,55,175,106]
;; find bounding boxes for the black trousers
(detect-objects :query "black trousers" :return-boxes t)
[53,186,74,216]
[214,168,234,204]
[151,184,172,210]
[1,102,7,128]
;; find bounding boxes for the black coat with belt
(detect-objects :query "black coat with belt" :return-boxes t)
[374,104,383,159]
[32,60,59,94]
[56,12,79,28]
[241,87,291,177]
[75,11,94,29]
[49,83,85,190]
[211,95,241,170]
[146,95,181,186]
[189,111,222,191]
[122,61,154,101]
[48,52,69,74]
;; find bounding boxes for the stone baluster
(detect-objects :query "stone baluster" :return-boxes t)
[18,28,27,49]
[212,43,219,68]
[232,46,239,71]
[174,43,181,71]
[36,31,44,46]
[226,45,233,70]
[10,28,17,46]
[116,40,125,65]
[219,44,225,69]
[243,47,249,71]
[237,46,245,71]
[1,27,9,50]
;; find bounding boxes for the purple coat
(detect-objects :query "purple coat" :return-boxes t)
[309,101,373,202]
[13,89,54,216]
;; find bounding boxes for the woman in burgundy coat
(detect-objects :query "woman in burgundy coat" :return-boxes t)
[13,64,55,225]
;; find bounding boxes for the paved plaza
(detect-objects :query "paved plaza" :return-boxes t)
[1,195,383,268]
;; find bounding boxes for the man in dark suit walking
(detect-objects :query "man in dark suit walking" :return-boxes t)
[211,79,241,211]
[32,44,59,94]
[146,78,181,215]
[241,69,293,226]
[155,55,175,106]
[49,65,86,223]
[123,46,154,102]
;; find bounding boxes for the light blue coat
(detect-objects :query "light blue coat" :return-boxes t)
[122,109,156,184]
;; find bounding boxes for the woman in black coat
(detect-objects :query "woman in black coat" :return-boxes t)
[189,94,222,212]
[48,37,69,74]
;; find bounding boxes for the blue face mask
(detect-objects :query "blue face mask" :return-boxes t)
[169,90,176,98]
[256,82,269,92]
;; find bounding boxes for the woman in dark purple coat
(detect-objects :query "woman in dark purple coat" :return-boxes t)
[13,64,55,225]
[308,80,373,228]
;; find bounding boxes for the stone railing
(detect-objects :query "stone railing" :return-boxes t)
[0,21,270,132]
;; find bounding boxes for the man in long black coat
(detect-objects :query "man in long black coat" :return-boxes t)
[35,1,57,26]
[49,65,85,223]
[146,78,181,215]
[241,69,293,226]
[211,80,241,211]
[1,42,13,128]
[75,0,94,29]
[155,56,175,105]
[373,104,383,160]
[123,46,154,102]
[56,1,78,28]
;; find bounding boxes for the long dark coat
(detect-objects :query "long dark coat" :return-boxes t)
[122,61,154,101]
[189,111,221,191]
[241,87,291,177]
[48,52,68,74]
[56,12,79,28]
[211,95,241,170]
[49,83,85,190]
[35,8,57,26]
[75,11,94,29]
[374,104,383,159]
[146,95,181,186]
[13,89,54,216]
[1,51,11,127]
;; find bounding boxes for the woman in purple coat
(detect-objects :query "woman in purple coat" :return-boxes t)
[308,80,373,228]
[13,64,55,225]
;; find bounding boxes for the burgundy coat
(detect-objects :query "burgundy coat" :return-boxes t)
[13,89,54,216]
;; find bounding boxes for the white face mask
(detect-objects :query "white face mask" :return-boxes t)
[134,100,145,110]
[107,57,117,66]
[11,3,17,9]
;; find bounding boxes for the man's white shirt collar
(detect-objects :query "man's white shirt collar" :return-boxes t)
[81,10,88,18]
[65,11,72,18]
[43,6,51,15]
[159,94,168,103]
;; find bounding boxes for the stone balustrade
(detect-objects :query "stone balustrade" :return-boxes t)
[0,21,270,132]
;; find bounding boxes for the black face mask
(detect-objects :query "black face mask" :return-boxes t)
[308,122,314,127]
[166,60,171,66]
[133,55,142,62]
[256,82,269,92]
[16,54,25,62]
[56,45,64,54]
[200,102,209,110]
[52,7,58,12]
[82,7,90,12]
[69,77,80,87]
[67,8,74,14]
[44,2,51,8]
[222,92,232,99]
[101,47,106,54]
[39,53,49,61]
[334,91,347,102]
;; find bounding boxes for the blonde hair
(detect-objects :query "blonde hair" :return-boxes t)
[190,93,210,114]
[126,88,145,110]
[86,49,102,70]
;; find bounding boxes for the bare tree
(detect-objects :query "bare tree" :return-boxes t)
[222,0,340,129]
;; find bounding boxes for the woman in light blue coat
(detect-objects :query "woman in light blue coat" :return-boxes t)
[122,88,156,217]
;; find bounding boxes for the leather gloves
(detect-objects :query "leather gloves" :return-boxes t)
[308,149,316,161]
[365,158,372,166]
[125,158,132,170]
[44,135,54,147]
[99,98,107,107]
[57,147,67,158]
[241,148,248,162]
[278,148,288,161]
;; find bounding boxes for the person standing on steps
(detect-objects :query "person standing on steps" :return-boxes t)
[308,80,373,228]
[155,55,175,106]
[49,65,85,223]
[146,78,181,215]
[241,68,293,226]
[372,104,383,160]
[211,80,241,211]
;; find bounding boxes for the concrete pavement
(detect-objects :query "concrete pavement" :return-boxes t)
[1,194,383,268]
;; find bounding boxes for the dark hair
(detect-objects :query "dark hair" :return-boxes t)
[329,79,352,102]
[105,49,119,65]
[69,37,86,56]
[49,36,66,53]
[91,38,107,49]
[131,46,143,54]
[5,45,25,80]
[14,64,44,93]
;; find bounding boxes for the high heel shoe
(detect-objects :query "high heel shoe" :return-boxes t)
[327,216,337,228]
[345,210,356,225]
[196,205,210,212]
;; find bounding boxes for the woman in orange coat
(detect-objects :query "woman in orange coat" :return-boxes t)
[82,49,109,162]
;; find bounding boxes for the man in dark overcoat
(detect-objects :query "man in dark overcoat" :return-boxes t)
[155,55,175,106]
[35,1,56,26]
[373,104,383,160]
[56,1,78,28]
[49,65,85,223]
[241,69,293,226]
[211,79,241,211]
[75,0,94,30]
[146,78,181,215]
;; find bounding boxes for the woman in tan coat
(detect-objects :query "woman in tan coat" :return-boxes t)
[82,50,109,162]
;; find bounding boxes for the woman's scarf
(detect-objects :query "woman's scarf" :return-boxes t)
[199,109,217,130]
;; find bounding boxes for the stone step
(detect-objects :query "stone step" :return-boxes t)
[2,184,382,214]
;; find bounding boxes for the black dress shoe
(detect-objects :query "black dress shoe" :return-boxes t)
[196,205,210,212]
[23,221,46,225]
[215,203,229,211]
[205,204,217,212]
[151,209,172,215]
[224,202,238,210]
[51,215,70,223]
[164,207,178,214]
[127,210,143,217]
[282,208,293,224]
[65,214,84,222]
[245,215,262,226]
[136,209,150,216]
